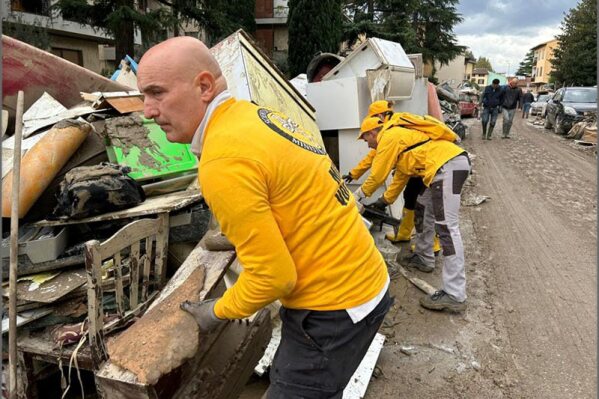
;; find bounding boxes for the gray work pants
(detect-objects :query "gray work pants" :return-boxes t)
[502,108,517,137]
[414,154,470,301]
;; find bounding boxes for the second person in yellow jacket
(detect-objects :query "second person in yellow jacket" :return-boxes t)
[343,101,441,252]
[354,116,471,312]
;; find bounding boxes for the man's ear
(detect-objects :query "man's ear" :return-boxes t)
[193,71,217,101]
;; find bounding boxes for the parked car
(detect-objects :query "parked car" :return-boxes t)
[530,93,552,116]
[544,87,597,134]
[459,92,478,117]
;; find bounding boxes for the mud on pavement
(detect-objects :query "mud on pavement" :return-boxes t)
[244,116,596,399]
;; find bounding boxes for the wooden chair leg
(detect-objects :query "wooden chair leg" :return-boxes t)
[16,351,37,399]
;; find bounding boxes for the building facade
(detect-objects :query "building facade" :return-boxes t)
[255,0,289,66]
[472,68,488,87]
[2,0,122,73]
[531,39,559,91]
[433,53,477,88]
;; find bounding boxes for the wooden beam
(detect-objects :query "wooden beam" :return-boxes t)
[9,90,24,399]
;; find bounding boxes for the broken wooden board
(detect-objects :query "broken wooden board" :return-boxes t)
[343,333,386,399]
[389,261,436,295]
[2,309,52,334]
[96,309,271,399]
[254,316,281,376]
[107,244,235,385]
[10,269,86,303]
[33,190,202,227]
[89,91,143,113]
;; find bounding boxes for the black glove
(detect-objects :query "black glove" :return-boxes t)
[342,174,353,184]
[181,299,227,333]
[371,197,388,211]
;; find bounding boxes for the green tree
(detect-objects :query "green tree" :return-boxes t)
[411,0,465,77]
[288,0,344,77]
[551,0,597,86]
[52,0,255,61]
[342,0,464,79]
[515,50,534,76]
[475,56,493,72]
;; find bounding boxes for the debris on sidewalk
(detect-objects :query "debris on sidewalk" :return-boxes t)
[462,194,491,206]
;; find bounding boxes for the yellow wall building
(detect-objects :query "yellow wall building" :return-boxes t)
[531,39,559,91]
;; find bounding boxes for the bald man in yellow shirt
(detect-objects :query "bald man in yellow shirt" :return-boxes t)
[138,37,391,398]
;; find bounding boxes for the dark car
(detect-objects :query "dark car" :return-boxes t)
[544,87,597,134]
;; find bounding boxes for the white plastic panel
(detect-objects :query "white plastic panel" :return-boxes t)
[307,77,370,130]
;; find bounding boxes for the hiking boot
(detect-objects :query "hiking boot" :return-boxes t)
[398,253,434,273]
[420,290,467,313]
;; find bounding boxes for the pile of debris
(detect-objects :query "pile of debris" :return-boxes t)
[566,113,597,146]
[1,33,278,399]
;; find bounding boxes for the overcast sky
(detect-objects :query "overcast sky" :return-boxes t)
[454,0,580,75]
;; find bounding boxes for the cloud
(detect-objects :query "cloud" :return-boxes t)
[459,27,561,74]
[454,0,578,74]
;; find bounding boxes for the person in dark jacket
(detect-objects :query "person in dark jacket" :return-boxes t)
[522,90,535,118]
[480,78,504,140]
[502,78,523,138]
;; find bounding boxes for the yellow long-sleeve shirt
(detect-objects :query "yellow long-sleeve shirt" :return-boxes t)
[199,98,388,319]
[360,126,465,202]
[349,149,376,179]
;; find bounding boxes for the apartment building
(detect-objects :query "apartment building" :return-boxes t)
[432,52,477,88]
[531,39,559,91]
[255,0,289,65]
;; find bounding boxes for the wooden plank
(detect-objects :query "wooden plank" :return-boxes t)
[130,241,140,308]
[172,309,272,399]
[97,218,159,260]
[114,251,125,318]
[85,240,108,370]
[148,245,234,312]
[141,237,152,301]
[106,266,206,385]
[1,254,84,280]
[154,213,169,287]
[343,333,386,399]
[33,190,202,227]
[105,96,144,113]
[2,309,52,334]
[11,269,86,303]
[389,261,436,295]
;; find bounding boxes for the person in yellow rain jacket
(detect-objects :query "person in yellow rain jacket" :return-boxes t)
[343,100,441,253]
[137,36,392,398]
[354,116,471,313]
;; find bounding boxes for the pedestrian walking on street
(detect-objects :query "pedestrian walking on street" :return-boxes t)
[502,78,523,138]
[480,78,504,140]
[137,36,391,398]
[522,90,535,118]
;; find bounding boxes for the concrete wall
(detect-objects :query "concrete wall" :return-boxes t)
[435,55,466,88]
[49,33,112,74]
[274,25,288,52]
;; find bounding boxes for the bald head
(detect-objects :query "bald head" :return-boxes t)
[140,36,227,93]
[138,36,228,144]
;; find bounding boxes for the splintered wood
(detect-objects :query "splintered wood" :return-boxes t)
[106,266,205,385]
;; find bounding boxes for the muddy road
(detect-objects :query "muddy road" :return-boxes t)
[242,116,596,399]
